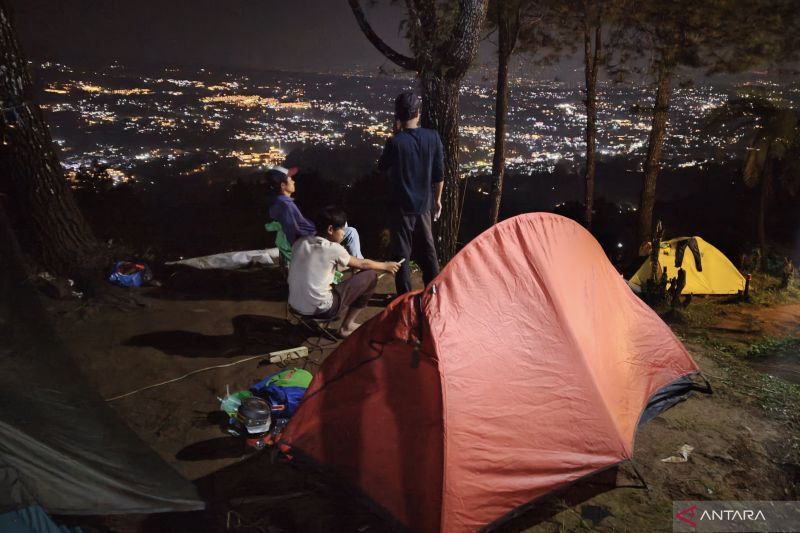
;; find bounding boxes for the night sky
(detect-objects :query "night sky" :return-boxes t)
[8,1,788,83]
[8,0,412,74]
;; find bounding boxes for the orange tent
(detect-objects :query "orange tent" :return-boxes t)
[280,213,704,532]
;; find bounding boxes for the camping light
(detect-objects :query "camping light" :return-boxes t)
[236,396,272,436]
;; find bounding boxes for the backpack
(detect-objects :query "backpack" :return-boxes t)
[108,261,153,288]
[250,368,313,419]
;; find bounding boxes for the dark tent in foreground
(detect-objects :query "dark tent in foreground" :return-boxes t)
[0,206,203,516]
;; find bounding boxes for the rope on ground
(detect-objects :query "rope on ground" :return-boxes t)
[105,354,264,402]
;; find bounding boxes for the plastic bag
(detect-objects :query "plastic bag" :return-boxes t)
[108,261,153,288]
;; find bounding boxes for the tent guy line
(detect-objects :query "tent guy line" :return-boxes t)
[105,347,309,401]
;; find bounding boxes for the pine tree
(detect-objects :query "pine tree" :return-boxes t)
[486,0,521,226]
[610,0,798,246]
[0,1,101,275]
[706,93,800,266]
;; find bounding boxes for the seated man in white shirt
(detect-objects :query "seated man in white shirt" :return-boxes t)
[288,206,401,338]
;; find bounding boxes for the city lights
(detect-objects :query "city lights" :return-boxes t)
[34,61,795,191]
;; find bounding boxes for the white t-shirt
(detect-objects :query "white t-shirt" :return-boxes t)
[288,235,350,315]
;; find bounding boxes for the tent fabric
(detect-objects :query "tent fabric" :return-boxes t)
[0,206,204,515]
[638,375,701,428]
[628,236,745,295]
[280,213,702,532]
[165,248,280,269]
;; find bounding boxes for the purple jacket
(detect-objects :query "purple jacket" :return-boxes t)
[268,195,315,244]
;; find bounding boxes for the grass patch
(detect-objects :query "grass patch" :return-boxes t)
[745,336,800,358]
[698,336,800,471]
[745,272,800,307]
[680,299,723,327]
[699,340,800,471]
[751,370,800,422]
[666,277,800,493]
[692,333,800,359]
[699,335,737,355]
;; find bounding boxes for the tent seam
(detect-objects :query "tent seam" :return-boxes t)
[521,218,632,459]
[420,288,449,533]
[426,212,629,529]
[427,213,630,529]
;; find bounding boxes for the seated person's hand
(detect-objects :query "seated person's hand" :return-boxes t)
[383,261,401,274]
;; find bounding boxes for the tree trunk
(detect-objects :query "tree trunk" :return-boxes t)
[347,0,487,264]
[422,71,461,263]
[583,23,601,230]
[0,2,100,275]
[757,160,772,269]
[637,65,673,246]
[489,1,513,226]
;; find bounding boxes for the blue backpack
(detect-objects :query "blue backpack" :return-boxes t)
[108,261,152,288]
[250,368,313,419]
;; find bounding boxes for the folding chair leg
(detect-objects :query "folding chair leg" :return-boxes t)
[287,310,340,358]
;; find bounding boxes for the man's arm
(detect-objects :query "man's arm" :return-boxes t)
[348,256,401,274]
[278,201,314,244]
[433,181,444,222]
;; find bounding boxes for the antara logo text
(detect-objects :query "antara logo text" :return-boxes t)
[675,504,767,526]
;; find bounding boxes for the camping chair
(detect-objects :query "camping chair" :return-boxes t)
[287,305,341,356]
[265,220,292,272]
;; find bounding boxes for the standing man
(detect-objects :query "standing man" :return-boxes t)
[266,166,363,258]
[378,92,444,295]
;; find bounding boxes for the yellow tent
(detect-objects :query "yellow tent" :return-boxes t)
[629,236,745,295]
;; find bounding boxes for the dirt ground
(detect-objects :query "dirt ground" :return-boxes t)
[46,267,800,533]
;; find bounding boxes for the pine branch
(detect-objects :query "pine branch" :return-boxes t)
[347,0,418,71]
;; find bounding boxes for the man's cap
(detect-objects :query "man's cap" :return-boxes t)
[270,165,299,177]
[394,91,421,121]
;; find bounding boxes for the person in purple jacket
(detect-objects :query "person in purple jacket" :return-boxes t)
[265,166,363,258]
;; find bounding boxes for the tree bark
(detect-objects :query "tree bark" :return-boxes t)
[583,21,601,230]
[757,152,772,269]
[422,71,461,262]
[0,1,101,275]
[637,64,673,246]
[757,173,770,268]
[489,0,514,226]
